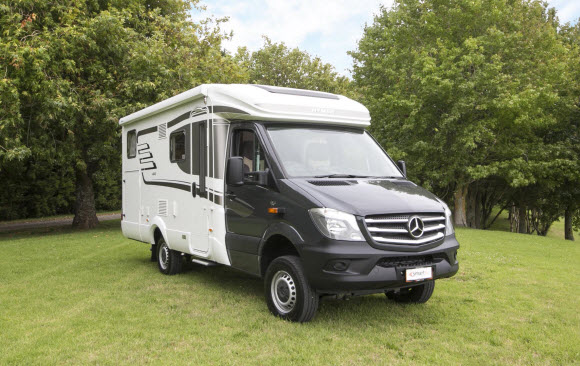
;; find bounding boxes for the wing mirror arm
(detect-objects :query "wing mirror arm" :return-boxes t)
[397,160,407,177]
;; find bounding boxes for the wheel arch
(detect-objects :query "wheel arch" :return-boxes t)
[148,216,168,246]
[258,222,304,277]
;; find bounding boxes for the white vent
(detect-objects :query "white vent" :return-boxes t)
[158,200,168,217]
[158,123,167,139]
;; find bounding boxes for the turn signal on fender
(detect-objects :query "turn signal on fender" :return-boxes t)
[268,207,285,214]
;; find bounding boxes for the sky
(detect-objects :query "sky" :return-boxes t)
[193,0,580,76]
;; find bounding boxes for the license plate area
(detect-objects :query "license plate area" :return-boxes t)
[405,267,433,282]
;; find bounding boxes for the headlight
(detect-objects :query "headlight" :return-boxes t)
[309,208,364,241]
[442,202,454,236]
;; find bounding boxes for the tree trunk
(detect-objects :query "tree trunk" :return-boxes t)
[565,207,575,241]
[72,169,99,229]
[518,203,527,234]
[453,185,468,227]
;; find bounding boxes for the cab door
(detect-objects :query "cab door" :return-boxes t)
[225,128,271,237]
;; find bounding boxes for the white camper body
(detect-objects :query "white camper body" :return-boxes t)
[120,84,370,266]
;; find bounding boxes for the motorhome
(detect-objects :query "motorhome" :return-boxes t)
[120,84,459,322]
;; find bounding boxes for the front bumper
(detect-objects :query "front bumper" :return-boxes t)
[300,235,459,294]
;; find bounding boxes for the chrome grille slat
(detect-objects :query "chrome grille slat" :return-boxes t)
[423,223,446,232]
[365,218,408,224]
[373,232,444,245]
[364,212,446,246]
[421,216,445,222]
[368,227,408,233]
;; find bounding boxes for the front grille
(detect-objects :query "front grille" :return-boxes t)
[364,212,445,245]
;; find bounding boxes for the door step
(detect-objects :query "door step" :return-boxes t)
[190,257,218,267]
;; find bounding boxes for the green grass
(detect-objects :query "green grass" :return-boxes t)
[1,222,578,365]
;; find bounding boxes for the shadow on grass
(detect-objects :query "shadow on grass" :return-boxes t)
[130,253,429,323]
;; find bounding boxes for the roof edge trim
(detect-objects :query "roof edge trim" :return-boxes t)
[119,85,208,126]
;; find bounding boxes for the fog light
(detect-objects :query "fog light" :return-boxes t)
[325,259,351,272]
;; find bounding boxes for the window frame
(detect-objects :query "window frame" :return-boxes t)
[169,130,187,163]
[231,128,268,173]
[127,129,137,159]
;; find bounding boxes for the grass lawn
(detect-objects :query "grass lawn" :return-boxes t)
[0,222,578,365]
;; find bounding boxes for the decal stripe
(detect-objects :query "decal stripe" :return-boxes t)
[213,106,248,114]
[141,162,157,171]
[167,112,191,128]
[137,126,157,138]
[142,173,190,192]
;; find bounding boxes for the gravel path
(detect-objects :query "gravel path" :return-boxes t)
[0,213,121,233]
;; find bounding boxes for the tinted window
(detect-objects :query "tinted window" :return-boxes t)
[127,130,136,159]
[170,131,186,162]
[232,130,267,173]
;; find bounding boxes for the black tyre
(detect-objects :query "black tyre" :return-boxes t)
[157,237,182,275]
[264,255,319,323]
[150,244,158,262]
[386,281,435,303]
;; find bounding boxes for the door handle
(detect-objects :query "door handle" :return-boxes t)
[192,182,197,197]
[226,192,236,200]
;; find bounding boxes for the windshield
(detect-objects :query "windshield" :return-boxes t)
[267,127,403,178]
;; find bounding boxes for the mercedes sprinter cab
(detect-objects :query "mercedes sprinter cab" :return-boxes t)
[120,84,459,322]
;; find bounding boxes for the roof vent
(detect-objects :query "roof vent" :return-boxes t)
[254,85,339,100]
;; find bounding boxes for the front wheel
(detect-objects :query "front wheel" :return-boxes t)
[386,281,435,303]
[264,256,319,323]
[157,238,182,275]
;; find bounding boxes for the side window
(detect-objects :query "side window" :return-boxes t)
[233,130,267,173]
[127,130,136,159]
[170,131,186,162]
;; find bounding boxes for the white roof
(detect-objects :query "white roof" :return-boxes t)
[119,84,370,127]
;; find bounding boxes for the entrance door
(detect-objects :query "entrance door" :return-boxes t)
[189,119,210,253]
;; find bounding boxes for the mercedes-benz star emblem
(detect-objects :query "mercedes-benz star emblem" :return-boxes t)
[407,216,425,238]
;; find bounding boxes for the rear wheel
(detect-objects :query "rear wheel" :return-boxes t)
[157,237,182,275]
[386,281,435,303]
[265,255,319,323]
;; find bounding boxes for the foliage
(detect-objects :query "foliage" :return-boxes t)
[350,0,580,234]
[236,37,350,95]
[0,0,246,224]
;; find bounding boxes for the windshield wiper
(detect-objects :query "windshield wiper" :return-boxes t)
[314,174,370,178]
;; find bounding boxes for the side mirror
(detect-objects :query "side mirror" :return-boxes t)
[397,160,407,177]
[226,157,244,186]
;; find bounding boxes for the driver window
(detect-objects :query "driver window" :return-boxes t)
[233,130,267,173]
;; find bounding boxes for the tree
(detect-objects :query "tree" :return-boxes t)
[0,1,246,227]
[350,0,579,231]
[236,37,350,95]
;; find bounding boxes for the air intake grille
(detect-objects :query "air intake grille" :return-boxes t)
[158,200,168,217]
[377,255,436,268]
[307,180,356,186]
[158,123,167,139]
[364,213,445,245]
